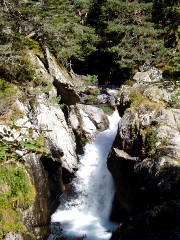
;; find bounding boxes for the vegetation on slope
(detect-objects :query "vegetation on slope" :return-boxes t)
[0,164,36,238]
[0,0,179,85]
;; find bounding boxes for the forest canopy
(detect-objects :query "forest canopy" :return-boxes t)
[0,0,179,84]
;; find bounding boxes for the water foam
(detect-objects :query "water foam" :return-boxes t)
[50,110,120,239]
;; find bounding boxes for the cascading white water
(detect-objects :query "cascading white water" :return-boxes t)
[50,110,120,239]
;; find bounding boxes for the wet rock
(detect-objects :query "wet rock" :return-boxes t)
[107,148,138,221]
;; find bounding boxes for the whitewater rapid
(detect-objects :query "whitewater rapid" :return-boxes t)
[50,110,120,239]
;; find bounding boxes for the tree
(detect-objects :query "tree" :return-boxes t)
[73,0,179,84]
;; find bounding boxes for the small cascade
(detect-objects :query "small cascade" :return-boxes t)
[49,110,120,239]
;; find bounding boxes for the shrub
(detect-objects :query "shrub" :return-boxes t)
[141,128,158,157]
[0,78,22,121]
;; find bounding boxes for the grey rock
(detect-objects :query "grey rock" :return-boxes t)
[133,67,163,83]
[36,96,77,172]
[108,69,180,237]
[69,104,109,144]
[45,48,80,105]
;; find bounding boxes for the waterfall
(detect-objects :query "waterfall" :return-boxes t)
[49,110,120,240]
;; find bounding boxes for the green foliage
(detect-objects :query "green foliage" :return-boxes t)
[33,84,54,96]
[15,37,43,57]
[14,58,36,84]
[142,127,158,157]
[86,87,101,95]
[0,127,46,162]
[0,78,22,121]
[0,126,61,165]
[81,0,179,84]
[95,104,114,115]
[0,0,179,85]
[168,92,180,107]
[83,94,97,104]
[0,165,35,238]
[81,75,98,86]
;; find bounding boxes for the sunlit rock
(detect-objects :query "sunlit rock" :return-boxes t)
[45,48,80,105]
[133,67,163,83]
[69,104,109,151]
[108,70,180,239]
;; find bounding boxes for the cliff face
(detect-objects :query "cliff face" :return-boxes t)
[108,68,180,239]
[0,48,109,240]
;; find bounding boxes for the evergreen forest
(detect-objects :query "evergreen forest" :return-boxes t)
[0,0,179,85]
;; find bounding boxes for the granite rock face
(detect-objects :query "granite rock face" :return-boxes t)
[1,48,113,239]
[45,48,80,105]
[108,69,180,239]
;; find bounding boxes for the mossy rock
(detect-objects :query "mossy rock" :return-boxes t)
[141,127,159,158]
[129,92,162,113]
[0,164,36,239]
[0,78,23,123]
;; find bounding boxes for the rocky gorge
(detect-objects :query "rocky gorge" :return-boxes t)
[0,46,180,240]
[108,68,180,240]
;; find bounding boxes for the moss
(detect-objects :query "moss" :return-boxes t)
[0,208,25,238]
[13,36,43,58]
[141,127,158,158]
[95,104,114,115]
[0,78,23,123]
[22,38,43,57]
[83,94,97,104]
[0,165,36,238]
[129,92,162,112]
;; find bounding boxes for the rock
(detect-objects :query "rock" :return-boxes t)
[69,104,109,151]
[133,67,163,83]
[97,94,109,104]
[45,48,80,105]
[135,156,180,195]
[107,148,138,221]
[22,153,49,239]
[35,95,77,173]
[143,85,171,103]
[113,110,143,157]
[0,89,78,239]
[4,232,24,240]
[153,108,180,130]
[108,70,180,239]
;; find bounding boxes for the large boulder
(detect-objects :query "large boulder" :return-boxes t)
[133,67,163,83]
[69,104,109,152]
[107,148,138,222]
[36,95,77,174]
[0,93,78,239]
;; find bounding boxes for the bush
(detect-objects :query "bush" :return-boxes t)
[0,78,22,121]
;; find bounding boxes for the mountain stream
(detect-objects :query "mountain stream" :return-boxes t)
[49,110,120,239]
